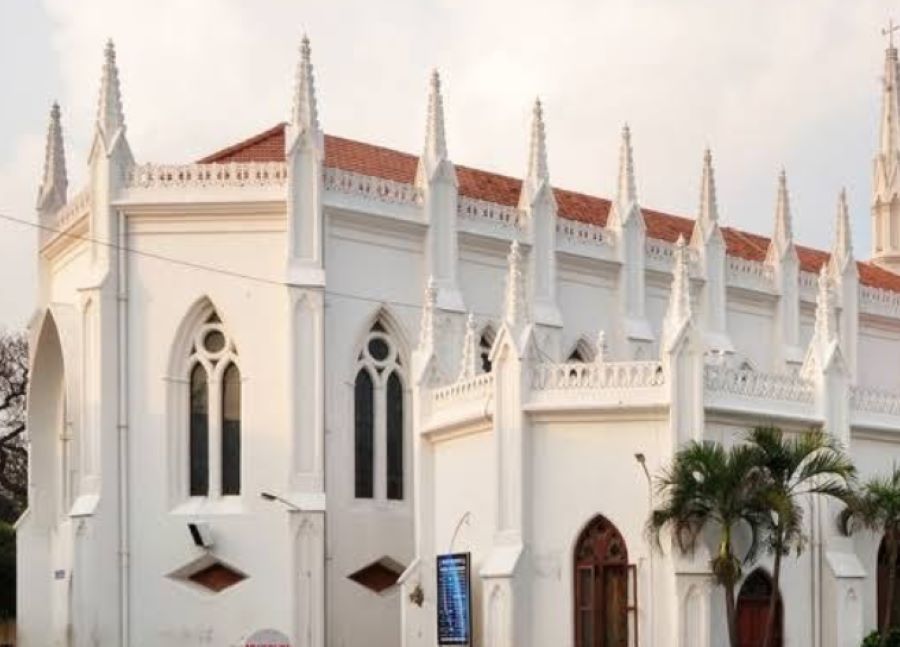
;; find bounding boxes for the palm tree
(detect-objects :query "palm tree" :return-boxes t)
[648,440,767,647]
[842,466,900,644]
[747,426,856,647]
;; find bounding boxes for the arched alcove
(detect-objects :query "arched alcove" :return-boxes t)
[877,534,900,631]
[736,568,782,647]
[573,515,629,647]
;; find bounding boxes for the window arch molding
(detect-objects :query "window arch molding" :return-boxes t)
[349,307,410,504]
[166,297,243,507]
[566,337,596,363]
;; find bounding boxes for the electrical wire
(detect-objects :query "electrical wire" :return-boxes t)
[0,211,562,362]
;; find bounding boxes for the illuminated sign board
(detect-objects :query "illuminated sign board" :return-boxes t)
[436,552,472,645]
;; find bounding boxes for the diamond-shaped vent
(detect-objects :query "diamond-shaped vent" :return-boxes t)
[168,554,247,594]
[348,557,405,594]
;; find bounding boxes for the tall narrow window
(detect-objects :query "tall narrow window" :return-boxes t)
[354,369,374,499]
[189,364,209,496]
[479,327,495,373]
[182,308,240,499]
[221,363,241,496]
[386,372,404,500]
[354,319,407,501]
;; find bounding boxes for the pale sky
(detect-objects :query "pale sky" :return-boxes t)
[0,0,893,329]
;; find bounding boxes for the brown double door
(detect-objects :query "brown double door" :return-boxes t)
[736,570,782,647]
[574,516,629,647]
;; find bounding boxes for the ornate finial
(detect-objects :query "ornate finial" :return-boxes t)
[96,39,125,138]
[616,123,638,207]
[594,330,607,364]
[519,97,552,208]
[666,235,692,327]
[814,264,835,343]
[419,276,437,351]
[37,102,68,215]
[884,19,900,50]
[504,240,528,327]
[292,34,320,134]
[698,148,719,230]
[834,187,853,263]
[773,167,794,250]
[458,313,478,380]
[425,69,448,163]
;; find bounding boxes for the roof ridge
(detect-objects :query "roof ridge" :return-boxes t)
[194,122,900,293]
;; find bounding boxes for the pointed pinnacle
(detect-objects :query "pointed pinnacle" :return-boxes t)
[37,101,68,213]
[292,34,320,132]
[527,98,549,182]
[835,187,852,259]
[616,124,638,206]
[424,69,448,163]
[96,39,125,137]
[773,167,793,246]
[698,148,719,227]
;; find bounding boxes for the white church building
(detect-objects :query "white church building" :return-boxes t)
[17,32,900,647]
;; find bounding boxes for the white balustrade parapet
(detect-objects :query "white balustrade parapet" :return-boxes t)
[431,373,494,411]
[127,162,288,189]
[457,195,522,238]
[726,256,775,292]
[532,361,666,391]
[850,386,900,416]
[704,364,814,404]
[860,284,900,318]
[323,167,422,206]
[557,218,607,246]
[43,186,92,246]
[645,238,699,273]
[798,271,818,302]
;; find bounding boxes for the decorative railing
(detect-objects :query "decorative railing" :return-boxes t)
[850,386,900,416]
[557,218,607,247]
[531,361,666,391]
[431,373,494,410]
[127,162,288,189]
[798,271,818,294]
[46,187,92,241]
[704,364,814,403]
[726,256,774,291]
[324,167,422,206]
[457,196,522,232]
[860,284,900,318]
[645,238,698,270]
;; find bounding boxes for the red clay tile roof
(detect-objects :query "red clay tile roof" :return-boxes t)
[200,123,900,293]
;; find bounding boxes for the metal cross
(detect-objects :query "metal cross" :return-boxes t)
[884,18,900,48]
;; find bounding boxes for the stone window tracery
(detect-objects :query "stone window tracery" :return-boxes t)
[354,320,406,501]
[187,312,241,498]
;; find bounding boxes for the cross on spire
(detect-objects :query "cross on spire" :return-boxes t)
[884,18,900,49]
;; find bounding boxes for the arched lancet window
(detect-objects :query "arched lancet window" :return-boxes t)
[187,310,241,498]
[479,325,496,374]
[574,515,631,647]
[736,568,782,647]
[354,319,406,501]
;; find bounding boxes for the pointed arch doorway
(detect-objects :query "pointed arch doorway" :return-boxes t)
[877,534,900,631]
[573,515,634,647]
[736,569,782,647]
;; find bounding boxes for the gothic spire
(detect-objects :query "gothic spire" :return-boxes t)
[424,70,448,162]
[418,276,437,351]
[617,124,638,208]
[696,148,719,234]
[880,40,900,168]
[458,313,478,380]
[813,265,835,345]
[37,102,68,216]
[96,39,125,140]
[292,34,320,134]
[667,236,692,326]
[833,188,853,268]
[519,98,551,208]
[772,169,794,251]
[504,240,528,328]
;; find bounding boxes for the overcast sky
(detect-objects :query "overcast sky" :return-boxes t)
[0,0,894,329]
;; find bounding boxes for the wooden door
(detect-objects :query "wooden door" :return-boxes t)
[736,570,782,647]
[574,516,630,647]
